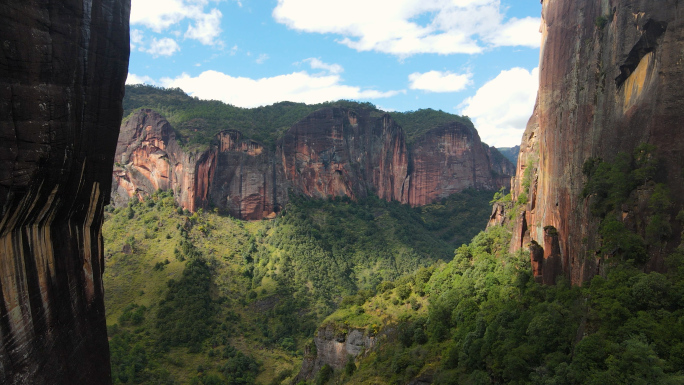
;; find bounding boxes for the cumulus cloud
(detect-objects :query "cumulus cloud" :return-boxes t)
[460,67,538,147]
[272,0,540,56]
[126,73,156,85]
[131,0,223,46]
[408,70,472,93]
[185,8,223,45]
[160,67,403,108]
[147,37,181,57]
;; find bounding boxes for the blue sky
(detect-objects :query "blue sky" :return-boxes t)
[127,0,541,147]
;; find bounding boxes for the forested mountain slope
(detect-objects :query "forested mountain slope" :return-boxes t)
[102,189,494,384]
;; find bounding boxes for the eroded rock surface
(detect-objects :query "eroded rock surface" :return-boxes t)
[295,324,375,382]
[511,0,684,284]
[0,0,130,383]
[112,108,513,218]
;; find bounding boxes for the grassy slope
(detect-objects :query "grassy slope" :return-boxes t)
[103,189,495,384]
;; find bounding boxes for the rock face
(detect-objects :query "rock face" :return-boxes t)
[0,0,129,384]
[295,324,375,382]
[114,109,286,219]
[406,123,512,206]
[511,0,684,284]
[280,108,409,203]
[112,108,514,218]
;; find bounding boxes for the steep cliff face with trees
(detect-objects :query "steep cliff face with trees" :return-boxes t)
[112,106,513,219]
[0,0,129,384]
[511,0,684,285]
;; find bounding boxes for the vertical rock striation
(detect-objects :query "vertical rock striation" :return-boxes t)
[0,0,129,383]
[279,108,409,202]
[511,0,684,284]
[112,108,514,219]
[405,122,513,206]
[207,130,285,220]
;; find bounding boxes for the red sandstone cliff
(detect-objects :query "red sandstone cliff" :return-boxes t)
[0,0,129,383]
[279,108,409,202]
[511,0,684,285]
[113,109,285,219]
[406,122,514,206]
[112,108,513,219]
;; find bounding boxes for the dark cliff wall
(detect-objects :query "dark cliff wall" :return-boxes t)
[511,0,684,284]
[0,0,130,384]
[112,108,513,219]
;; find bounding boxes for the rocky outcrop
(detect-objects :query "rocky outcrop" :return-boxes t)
[112,108,514,218]
[406,123,514,206]
[511,0,684,284]
[113,109,285,219]
[0,0,129,384]
[295,324,375,382]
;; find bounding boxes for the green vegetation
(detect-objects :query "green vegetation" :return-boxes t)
[307,144,684,385]
[123,85,381,151]
[390,108,474,144]
[595,15,608,29]
[122,85,474,151]
[316,226,684,385]
[582,144,672,263]
[103,188,494,384]
[105,142,682,385]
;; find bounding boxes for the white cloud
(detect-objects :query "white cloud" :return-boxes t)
[408,70,472,93]
[185,8,223,45]
[301,58,344,74]
[484,17,541,48]
[230,45,238,55]
[160,68,403,108]
[460,67,538,147]
[256,54,270,64]
[272,0,540,56]
[130,29,144,50]
[126,73,156,85]
[147,37,181,57]
[131,0,223,46]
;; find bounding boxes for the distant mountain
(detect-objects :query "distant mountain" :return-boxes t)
[496,145,520,166]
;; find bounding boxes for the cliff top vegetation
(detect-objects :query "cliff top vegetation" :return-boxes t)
[123,85,474,151]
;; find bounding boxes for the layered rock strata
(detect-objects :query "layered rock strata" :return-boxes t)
[112,108,514,219]
[511,0,684,284]
[0,0,129,383]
